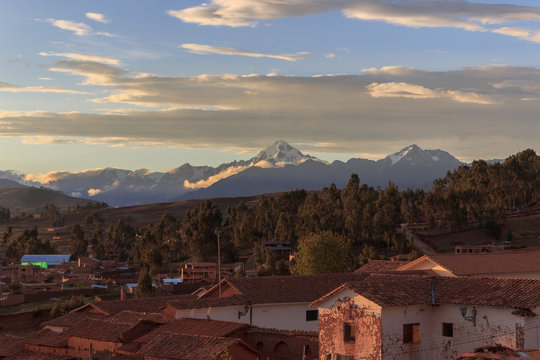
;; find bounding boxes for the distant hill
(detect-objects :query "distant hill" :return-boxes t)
[0,178,26,190]
[0,187,100,213]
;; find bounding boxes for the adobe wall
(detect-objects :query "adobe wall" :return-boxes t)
[67,337,121,358]
[380,304,538,360]
[24,344,68,356]
[243,331,318,360]
[318,297,382,360]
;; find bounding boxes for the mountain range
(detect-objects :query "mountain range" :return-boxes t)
[0,141,465,207]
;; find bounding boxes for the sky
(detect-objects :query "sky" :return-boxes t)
[1,0,539,175]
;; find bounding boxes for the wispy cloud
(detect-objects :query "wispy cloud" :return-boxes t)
[168,0,540,42]
[39,52,120,65]
[44,18,116,37]
[0,81,88,94]
[47,19,92,36]
[86,12,109,24]
[181,43,309,61]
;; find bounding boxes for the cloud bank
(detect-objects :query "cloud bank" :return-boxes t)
[168,0,540,42]
[1,57,539,159]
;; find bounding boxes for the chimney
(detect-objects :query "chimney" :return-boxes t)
[120,288,126,301]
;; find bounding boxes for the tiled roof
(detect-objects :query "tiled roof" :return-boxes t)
[130,318,249,352]
[167,295,250,310]
[107,311,163,324]
[65,318,136,341]
[79,294,196,315]
[44,311,105,328]
[202,273,369,304]
[9,352,74,360]
[399,250,540,276]
[246,327,318,338]
[314,277,540,310]
[148,318,248,337]
[24,329,68,347]
[0,334,26,358]
[355,260,410,273]
[137,333,243,360]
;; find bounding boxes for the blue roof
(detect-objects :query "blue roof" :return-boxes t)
[21,254,71,265]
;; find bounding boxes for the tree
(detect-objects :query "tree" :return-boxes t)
[135,264,154,298]
[292,231,355,275]
[0,207,10,223]
[70,224,88,258]
[182,200,222,262]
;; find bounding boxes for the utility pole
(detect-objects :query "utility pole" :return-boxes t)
[215,228,222,297]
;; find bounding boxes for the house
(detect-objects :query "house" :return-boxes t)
[311,276,540,360]
[181,262,218,283]
[398,250,540,278]
[167,273,367,331]
[21,254,71,268]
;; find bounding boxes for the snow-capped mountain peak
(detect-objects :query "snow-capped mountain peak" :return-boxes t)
[387,144,421,165]
[384,144,463,168]
[251,140,314,165]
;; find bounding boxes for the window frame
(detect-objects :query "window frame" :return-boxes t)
[343,322,356,343]
[442,322,453,337]
[403,323,421,344]
[306,309,318,322]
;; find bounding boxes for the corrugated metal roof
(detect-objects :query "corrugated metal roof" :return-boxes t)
[21,254,71,265]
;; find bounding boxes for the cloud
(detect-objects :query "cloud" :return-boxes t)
[492,27,540,43]
[184,165,250,189]
[47,19,92,36]
[366,82,494,104]
[39,52,120,65]
[2,62,539,160]
[325,53,336,59]
[85,12,109,23]
[87,188,102,196]
[181,43,309,61]
[0,81,88,94]
[168,0,540,42]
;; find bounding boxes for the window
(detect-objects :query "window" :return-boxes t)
[442,323,453,337]
[343,322,355,343]
[403,323,420,344]
[306,310,318,321]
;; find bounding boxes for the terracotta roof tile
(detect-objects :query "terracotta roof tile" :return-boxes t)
[129,318,249,353]
[246,327,318,338]
[323,277,540,309]
[0,334,26,357]
[64,319,136,342]
[24,329,68,347]
[202,273,370,304]
[137,333,243,360]
[44,311,105,328]
[10,352,74,360]
[355,260,410,273]
[86,294,196,315]
[400,250,540,276]
[167,295,249,310]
